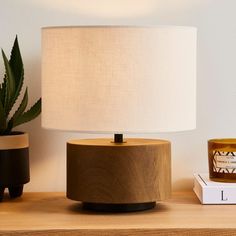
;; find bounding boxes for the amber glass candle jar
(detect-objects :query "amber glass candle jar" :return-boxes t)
[208,139,236,182]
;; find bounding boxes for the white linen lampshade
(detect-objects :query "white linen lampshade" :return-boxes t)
[41,26,196,133]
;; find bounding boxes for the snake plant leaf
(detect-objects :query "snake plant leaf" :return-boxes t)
[1,49,16,114]
[4,119,13,135]
[9,36,23,89]
[0,37,24,114]
[7,36,25,114]
[0,76,7,106]
[13,98,41,128]
[9,87,28,125]
[8,69,24,116]
[0,98,6,133]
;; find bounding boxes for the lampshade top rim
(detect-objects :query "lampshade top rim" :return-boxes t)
[42,25,197,30]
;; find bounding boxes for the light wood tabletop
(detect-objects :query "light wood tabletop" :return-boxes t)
[0,191,236,235]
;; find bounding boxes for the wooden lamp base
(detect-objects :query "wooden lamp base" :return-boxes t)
[67,138,171,212]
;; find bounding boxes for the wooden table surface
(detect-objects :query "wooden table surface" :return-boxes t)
[1,191,236,236]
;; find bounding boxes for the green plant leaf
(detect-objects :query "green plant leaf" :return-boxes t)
[0,37,24,116]
[9,87,28,125]
[0,98,6,133]
[0,76,7,106]
[4,36,25,117]
[9,36,23,89]
[7,36,24,112]
[8,69,24,116]
[4,119,13,135]
[13,98,41,128]
[2,49,16,114]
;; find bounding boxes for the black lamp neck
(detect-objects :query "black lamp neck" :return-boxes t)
[114,134,124,143]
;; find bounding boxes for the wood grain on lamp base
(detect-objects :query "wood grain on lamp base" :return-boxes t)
[67,138,171,204]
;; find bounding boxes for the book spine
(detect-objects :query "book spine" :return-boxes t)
[193,176,203,204]
[203,187,236,204]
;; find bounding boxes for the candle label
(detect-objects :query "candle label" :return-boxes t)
[213,151,236,173]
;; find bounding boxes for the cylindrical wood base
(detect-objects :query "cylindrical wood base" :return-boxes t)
[67,138,171,209]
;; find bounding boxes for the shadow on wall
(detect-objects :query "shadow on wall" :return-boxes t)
[172,178,194,191]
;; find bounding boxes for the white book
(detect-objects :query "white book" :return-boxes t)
[193,173,236,204]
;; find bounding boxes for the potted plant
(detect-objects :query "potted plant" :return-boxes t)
[0,36,41,201]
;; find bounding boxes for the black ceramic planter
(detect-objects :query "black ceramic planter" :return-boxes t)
[0,132,29,201]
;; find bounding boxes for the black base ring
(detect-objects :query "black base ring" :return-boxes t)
[82,202,156,212]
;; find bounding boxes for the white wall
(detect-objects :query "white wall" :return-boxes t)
[0,0,236,192]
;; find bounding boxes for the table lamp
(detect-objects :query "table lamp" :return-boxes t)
[41,26,196,212]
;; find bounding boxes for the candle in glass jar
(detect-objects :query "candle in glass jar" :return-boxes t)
[208,139,236,182]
